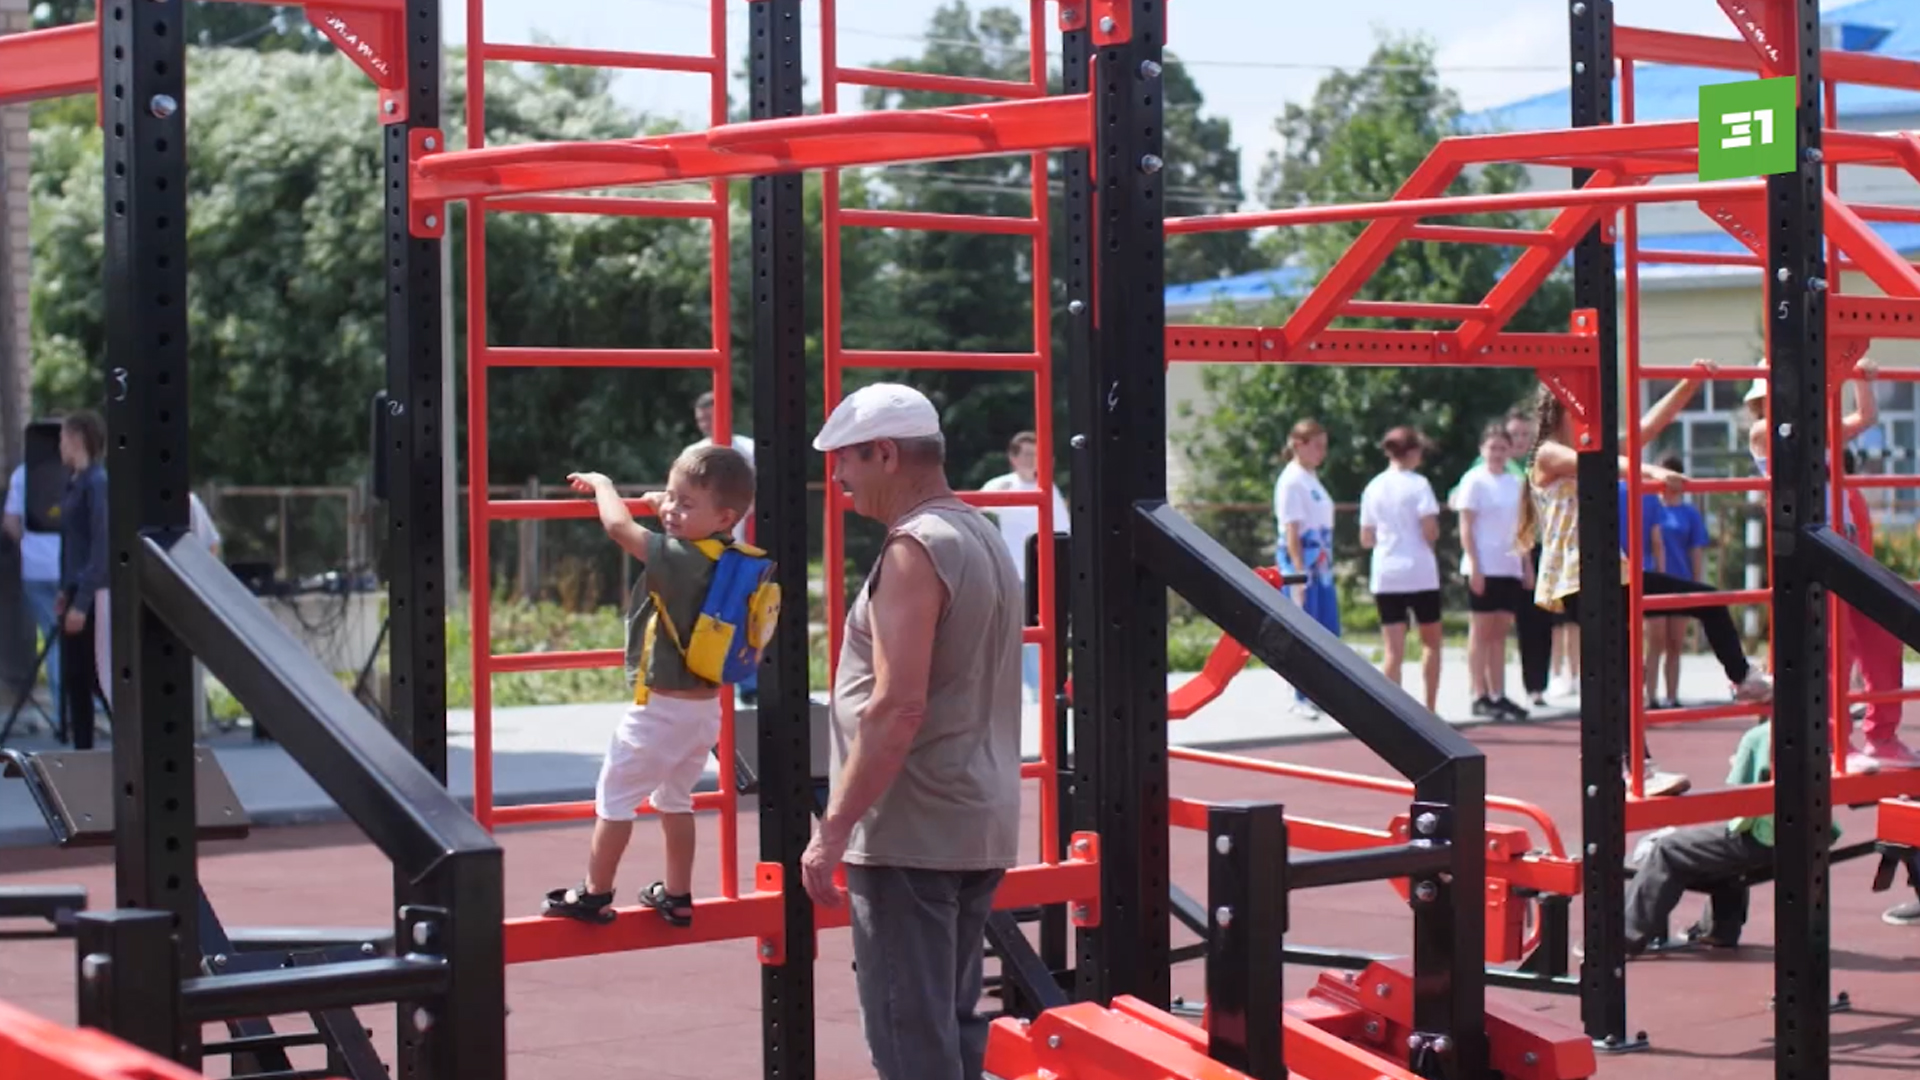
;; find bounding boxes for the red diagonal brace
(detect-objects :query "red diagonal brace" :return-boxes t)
[305,6,407,121]
[1457,170,1636,354]
[1700,198,1769,258]
[1542,309,1603,452]
[1718,0,1794,78]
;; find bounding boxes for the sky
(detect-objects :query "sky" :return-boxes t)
[440,0,1859,206]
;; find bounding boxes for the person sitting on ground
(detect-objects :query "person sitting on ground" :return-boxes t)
[541,444,756,927]
[1618,720,1837,954]
[1519,363,1772,798]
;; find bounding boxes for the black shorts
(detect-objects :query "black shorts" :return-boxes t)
[1467,575,1527,614]
[1375,590,1442,626]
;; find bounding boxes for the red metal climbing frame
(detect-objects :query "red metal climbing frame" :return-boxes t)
[1161,3,1920,835]
[816,0,1067,863]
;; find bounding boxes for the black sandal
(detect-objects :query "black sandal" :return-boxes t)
[638,881,694,927]
[541,884,616,924]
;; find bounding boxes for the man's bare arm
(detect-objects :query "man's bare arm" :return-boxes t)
[818,537,947,845]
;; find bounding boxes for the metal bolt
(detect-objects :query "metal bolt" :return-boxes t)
[1574,61,1586,75]
[412,1007,434,1033]
[1073,837,1091,855]
[1615,966,1625,979]
[1808,276,1828,292]
[412,921,434,949]
[1018,1018,1031,1031]
[1524,1052,1540,1066]
[212,953,228,969]
[1432,1036,1453,1055]
[423,136,438,151]
[1407,1034,1425,1052]
[1587,843,1598,855]
[1214,906,1234,927]
[759,940,775,959]
[1413,880,1438,903]
[1572,1,1587,13]
[1586,784,1599,797]
[1098,16,1116,33]
[1777,267,1792,283]
[1214,835,1233,855]
[1262,338,1276,350]
[1805,147,1823,163]
[424,214,440,230]
[1364,1020,1382,1038]
[1374,983,1390,998]
[1068,299,1085,315]
[1072,903,1090,921]
[1139,154,1164,174]
[383,100,398,115]
[1070,434,1088,450]
[360,942,377,957]
[1047,1034,1063,1049]
[1139,60,1162,79]
[81,953,110,982]
[1062,9,1077,25]
[1579,432,1592,447]
[1414,811,1438,836]
[149,93,178,118]
[1488,840,1501,853]
[1779,422,1793,438]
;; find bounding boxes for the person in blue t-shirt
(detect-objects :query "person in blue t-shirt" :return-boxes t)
[1649,454,1711,709]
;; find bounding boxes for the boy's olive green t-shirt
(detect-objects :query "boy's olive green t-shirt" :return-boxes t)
[622,531,731,694]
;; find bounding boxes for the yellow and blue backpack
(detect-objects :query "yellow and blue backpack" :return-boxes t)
[651,538,782,688]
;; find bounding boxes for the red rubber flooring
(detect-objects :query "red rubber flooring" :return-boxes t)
[4,716,1919,1079]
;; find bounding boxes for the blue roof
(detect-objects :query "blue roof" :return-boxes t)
[1461,0,1920,132]
[1164,221,1920,308]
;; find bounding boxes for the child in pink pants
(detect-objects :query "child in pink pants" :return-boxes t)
[1839,457,1920,771]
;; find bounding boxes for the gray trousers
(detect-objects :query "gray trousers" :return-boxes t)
[1624,823,1767,948]
[847,864,1005,1080]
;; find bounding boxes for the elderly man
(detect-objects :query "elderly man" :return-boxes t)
[800,383,1024,1080]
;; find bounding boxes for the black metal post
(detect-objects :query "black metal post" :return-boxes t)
[387,6,452,1073]
[100,2,199,1059]
[1072,0,1170,1009]
[76,909,180,1059]
[1206,802,1286,1080]
[384,0,449,783]
[1568,0,1636,1054]
[1038,531,1072,978]
[750,3,816,1077]
[1769,6,1831,1076]
[1407,795,1487,1079]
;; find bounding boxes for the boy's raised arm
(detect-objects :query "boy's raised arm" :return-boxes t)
[569,472,654,563]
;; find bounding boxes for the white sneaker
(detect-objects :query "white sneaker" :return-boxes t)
[1639,761,1691,797]
[1290,701,1322,720]
[1859,740,1920,771]
[1731,671,1774,704]
[1846,750,1882,775]
[1550,675,1578,698]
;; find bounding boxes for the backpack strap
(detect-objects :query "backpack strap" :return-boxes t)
[647,538,729,662]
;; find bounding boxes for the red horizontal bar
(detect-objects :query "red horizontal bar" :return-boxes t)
[1627,769,1920,832]
[484,498,655,521]
[487,195,722,220]
[1167,179,1761,235]
[1846,476,1920,490]
[1406,225,1552,246]
[839,208,1042,236]
[1674,476,1767,494]
[838,349,1043,372]
[494,790,726,827]
[957,490,1045,508]
[489,648,625,674]
[1878,799,1920,848]
[1832,297,1920,340]
[814,850,1100,933]
[1164,326,1599,368]
[414,95,1090,202]
[1847,688,1920,707]
[1340,301,1489,321]
[1850,203,1920,225]
[1612,25,1920,93]
[1643,701,1773,726]
[0,23,96,106]
[483,41,720,74]
[833,66,1045,101]
[1639,588,1770,611]
[505,886,781,964]
[1635,249,1761,268]
[483,347,723,369]
[1639,365,1768,380]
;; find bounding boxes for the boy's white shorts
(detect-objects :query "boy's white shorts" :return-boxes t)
[594,695,722,819]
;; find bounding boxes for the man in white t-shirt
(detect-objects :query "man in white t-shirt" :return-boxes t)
[982,431,1070,702]
[4,460,64,722]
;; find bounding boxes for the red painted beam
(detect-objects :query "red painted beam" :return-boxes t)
[0,23,96,106]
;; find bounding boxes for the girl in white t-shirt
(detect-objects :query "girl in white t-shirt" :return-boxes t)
[1359,426,1443,711]
[1456,422,1531,721]
[1273,418,1337,716]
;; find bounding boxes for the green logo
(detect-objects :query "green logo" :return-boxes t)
[1698,77,1797,181]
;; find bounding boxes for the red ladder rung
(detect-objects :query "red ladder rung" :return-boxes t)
[1639,588,1770,612]
[1406,224,1553,245]
[483,346,723,369]
[1847,475,1920,490]
[1676,476,1767,494]
[488,195,723,220]
[491,648,625,674]
[484,498,655,521]
[1639,365,1769,379]
[1644,702,1773,726]
[494,791,726,827]
[482,41,720,75]
[1340,300,1489,321]
[839,349,1042,372]
[840,208,1042,236]
[833,66,1044,101]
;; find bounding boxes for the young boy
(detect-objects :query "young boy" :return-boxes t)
[541,444,756,927]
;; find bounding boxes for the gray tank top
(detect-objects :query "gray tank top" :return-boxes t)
[829,497,1024,871]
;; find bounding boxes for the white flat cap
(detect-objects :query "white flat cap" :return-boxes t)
[1745,380,1767,403]
[813,383,942,451]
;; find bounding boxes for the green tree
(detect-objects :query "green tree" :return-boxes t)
[1182,34,1572,568]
